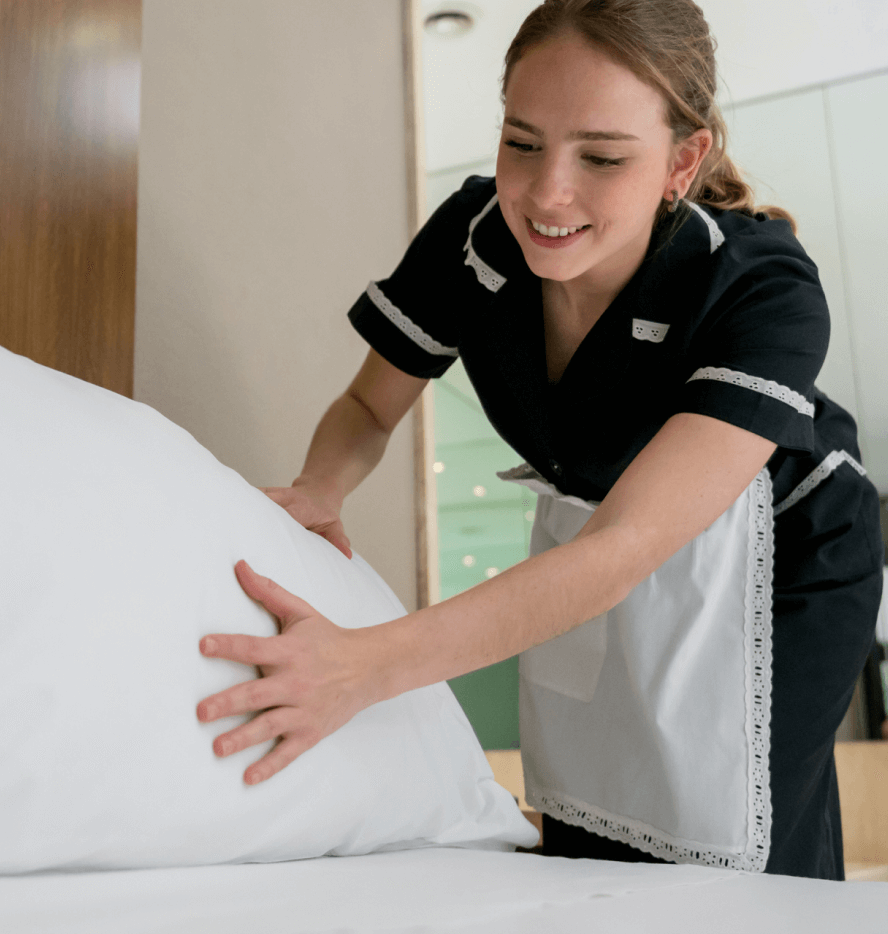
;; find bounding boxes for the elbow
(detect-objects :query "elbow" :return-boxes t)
[345,388,393,436]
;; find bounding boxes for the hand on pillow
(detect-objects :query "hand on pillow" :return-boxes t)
[198,560,383,784]
[261,480,353,559]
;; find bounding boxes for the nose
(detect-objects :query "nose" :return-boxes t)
[528,150,574,211]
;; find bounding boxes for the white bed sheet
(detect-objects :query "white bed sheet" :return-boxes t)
[2,847,885,934]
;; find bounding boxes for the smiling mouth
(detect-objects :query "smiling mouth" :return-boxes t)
[529,218,591,237]
[525,217,591,248]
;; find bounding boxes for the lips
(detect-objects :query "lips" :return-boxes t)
[525,216,590,249]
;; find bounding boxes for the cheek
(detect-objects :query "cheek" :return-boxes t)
[494,153,519,201]
[599,166,667,219]
[494,163,524,229]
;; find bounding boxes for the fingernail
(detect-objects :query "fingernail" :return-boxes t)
[246,772,261,785]
[217,740,229,756]
[201,637,216,654]
[200,703,214,720]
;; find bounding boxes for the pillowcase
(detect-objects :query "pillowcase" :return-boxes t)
[0,347,537,873]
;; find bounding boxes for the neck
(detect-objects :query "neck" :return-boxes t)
[551,227,653,319]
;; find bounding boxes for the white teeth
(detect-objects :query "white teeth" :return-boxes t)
[531,220,585,237]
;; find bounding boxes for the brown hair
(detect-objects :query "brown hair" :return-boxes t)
[501,0,796,232]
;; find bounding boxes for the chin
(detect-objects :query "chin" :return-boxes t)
[525,257,585,281]
[523,244,600,282]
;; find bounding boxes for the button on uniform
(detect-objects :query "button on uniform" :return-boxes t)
[549,458,563,477]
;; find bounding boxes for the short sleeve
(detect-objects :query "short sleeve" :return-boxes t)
[676,222,830,455]
[347,176,494,379]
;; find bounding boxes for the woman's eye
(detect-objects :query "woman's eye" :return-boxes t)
[502,139,625,166]
[584,154,626,168]
[504,139,536,153]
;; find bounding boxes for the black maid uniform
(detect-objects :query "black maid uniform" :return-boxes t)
[347,175,884,880]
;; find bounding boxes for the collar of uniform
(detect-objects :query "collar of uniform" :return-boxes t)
[619,204,724,330]
[465,226,553,464]
[460,198,722,442]
[462,188,722,303]
[461,184,526,294]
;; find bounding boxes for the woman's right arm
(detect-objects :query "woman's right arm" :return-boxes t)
[262,348,428,557]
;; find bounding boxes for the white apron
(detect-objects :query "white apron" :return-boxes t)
[497,463,775,872]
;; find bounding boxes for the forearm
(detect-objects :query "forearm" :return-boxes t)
[206,415,777,782]
[373,413,776,703]
[295,392,391,507]
[376,524,646,700]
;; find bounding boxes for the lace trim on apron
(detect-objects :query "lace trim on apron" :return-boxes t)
[745,470,775,871]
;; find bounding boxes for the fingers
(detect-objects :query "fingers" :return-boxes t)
[199,631,283,668]
[256,485,352,559]
[259,486,289,505]
[210,706,293,756]
[211,707,311,759]
[209,708,323,785]
[233,560,318,622]
[245,733,320,785]
[196,674,289,723]
[325,529,353,560]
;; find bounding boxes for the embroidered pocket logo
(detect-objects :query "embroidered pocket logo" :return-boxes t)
[632,319,670,343]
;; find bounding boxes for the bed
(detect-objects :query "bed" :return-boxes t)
[3,848,886,933]
[1,345,885,932]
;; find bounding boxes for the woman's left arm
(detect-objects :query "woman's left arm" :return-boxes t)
[198,412,775,783]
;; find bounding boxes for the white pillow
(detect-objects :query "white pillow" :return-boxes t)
[0,347,537,873]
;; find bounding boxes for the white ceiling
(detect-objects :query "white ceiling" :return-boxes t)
[700,0,888,105]
[421,0,888,171]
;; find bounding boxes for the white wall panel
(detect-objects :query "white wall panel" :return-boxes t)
[725,89,858,420]
[427,157,496,215]
[421,0,537,172]
[826,74,888,493]
[137,1,419,608]
[700,0,888,105]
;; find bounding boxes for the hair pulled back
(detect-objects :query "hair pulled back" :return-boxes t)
[502,0,796,231]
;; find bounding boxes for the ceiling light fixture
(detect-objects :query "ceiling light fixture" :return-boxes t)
[424,9,475,37]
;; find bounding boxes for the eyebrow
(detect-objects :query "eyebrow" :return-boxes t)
[504,115,639,142]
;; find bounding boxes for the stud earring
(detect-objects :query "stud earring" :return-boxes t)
[667,189,681,213]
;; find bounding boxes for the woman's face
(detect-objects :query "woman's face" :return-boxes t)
[496,32,696,291]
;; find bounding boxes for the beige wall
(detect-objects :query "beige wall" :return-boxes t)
[136,0,418,610]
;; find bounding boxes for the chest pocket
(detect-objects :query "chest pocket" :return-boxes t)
[632,319,670,343]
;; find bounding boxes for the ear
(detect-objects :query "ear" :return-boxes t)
[667,129,713,198]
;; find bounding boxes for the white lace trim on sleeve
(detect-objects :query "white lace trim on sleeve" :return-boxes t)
[687,366,815,417]
[687,202,726,253]
[463,194,507,293]
[632,319,670,343]
[366,282,458,358]
[773,449,867,516]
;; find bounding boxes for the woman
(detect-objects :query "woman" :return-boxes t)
[196,0,883,880]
